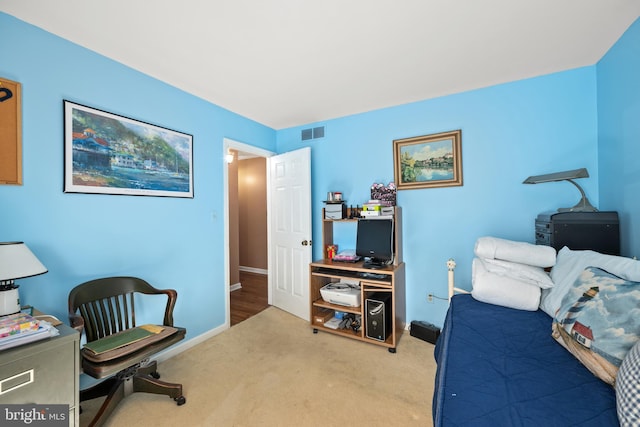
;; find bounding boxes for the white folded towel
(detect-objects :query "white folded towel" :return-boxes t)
[481,258,554,289]
[474,236,556,268]
[471,258,541,311]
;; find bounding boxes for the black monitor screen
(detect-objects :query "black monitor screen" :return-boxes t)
[356,218,394,269]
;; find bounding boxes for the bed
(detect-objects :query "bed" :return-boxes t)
[432,242,640,427]
[433,293,618,426]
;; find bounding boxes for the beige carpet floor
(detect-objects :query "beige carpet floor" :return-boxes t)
[80,307,437,427]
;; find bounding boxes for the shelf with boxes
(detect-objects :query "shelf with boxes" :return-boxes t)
[310,206,405,352]
[322,206,402,265]
[323,201,395,221]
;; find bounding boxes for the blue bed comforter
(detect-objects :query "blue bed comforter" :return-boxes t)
[433,294,618,426]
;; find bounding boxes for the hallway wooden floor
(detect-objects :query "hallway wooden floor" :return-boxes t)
[230,271,269,326]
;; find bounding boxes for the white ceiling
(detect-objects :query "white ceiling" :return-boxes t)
[2,1,639,130]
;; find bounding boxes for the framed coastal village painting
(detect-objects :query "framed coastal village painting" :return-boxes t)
[393,130,462,190]
[64,101,193,198]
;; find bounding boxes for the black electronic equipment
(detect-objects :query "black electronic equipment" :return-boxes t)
[356,218,394,269]
[410,321,441,344]
[535,211,620,255]
[365,293,391,342]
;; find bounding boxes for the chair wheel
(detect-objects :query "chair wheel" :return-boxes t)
[175,395,186,406]
[150,372,161,379]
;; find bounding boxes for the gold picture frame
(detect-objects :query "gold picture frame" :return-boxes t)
[393,130,462,190]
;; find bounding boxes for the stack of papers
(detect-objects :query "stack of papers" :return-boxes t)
[0,312,40,337]
[333,250,361,262]
[324,317,342,329]
[0,316,59,351]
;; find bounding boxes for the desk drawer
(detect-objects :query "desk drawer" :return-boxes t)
[0,338,76,405]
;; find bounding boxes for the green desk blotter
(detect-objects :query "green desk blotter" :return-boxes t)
[84,324,164,355]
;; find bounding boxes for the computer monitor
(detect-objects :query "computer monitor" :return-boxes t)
[356,218,394,269]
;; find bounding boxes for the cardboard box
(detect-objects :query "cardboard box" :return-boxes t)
[362,204,381,211]
[324,203,346,219]
[313,308,335,324]
[325,210,344,219]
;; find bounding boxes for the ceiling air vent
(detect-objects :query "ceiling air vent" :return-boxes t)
[301,126,325,141]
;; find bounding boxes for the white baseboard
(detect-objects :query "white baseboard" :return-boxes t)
[239,266,267,275]
[155,322,229,363]
[230,282,242,292]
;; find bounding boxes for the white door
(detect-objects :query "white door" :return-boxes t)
[269,147,312,321]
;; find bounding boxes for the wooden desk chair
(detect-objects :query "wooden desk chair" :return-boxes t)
[68,276,186,427]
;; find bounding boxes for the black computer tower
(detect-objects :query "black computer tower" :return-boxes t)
[365,292,392,342]
[535,211,620,255]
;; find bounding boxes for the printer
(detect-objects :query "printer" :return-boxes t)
[320,281,361,307]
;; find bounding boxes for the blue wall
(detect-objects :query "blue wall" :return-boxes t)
[2,11,637,332]
[278,68,599,325]
[597,18,640,258]
[0,13,276,337]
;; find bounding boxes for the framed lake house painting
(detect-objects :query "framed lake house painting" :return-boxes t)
[393,130,462,190]
[64,101,194,198]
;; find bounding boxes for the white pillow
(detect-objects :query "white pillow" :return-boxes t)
[471,258,541,311]
[474,236,556,267]
[481,258,554,289]
[540,247,640,317]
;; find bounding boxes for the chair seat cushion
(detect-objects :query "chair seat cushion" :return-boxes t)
[82,325,179,363]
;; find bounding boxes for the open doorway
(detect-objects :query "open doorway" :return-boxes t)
[230,270,268,325]
[223,139,274,326]
[230,153,268,325]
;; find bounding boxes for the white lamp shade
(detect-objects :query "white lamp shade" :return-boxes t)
[0,242,48,281]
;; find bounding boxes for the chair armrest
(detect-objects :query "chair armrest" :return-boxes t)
[69,312,85,334]
[158,288,177,327]
[137,281,178,327]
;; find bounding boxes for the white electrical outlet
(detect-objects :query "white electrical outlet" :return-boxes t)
[427,293,433,303]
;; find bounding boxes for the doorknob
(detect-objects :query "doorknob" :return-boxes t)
[301,240,312,246]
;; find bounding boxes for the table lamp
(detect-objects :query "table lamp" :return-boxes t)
[0,242,48,316]
[522,167,597,212]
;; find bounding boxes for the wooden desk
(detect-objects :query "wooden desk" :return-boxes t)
[309,259,406,352]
